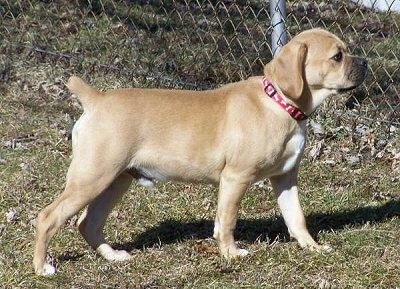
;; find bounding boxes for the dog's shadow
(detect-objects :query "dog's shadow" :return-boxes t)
[117,198,400,251]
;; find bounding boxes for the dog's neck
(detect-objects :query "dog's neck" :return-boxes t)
[269,80,336,117]
[298,86,338,116]
[262,77,308,121]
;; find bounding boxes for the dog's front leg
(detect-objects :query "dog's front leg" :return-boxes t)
[270,169,331,252]
[213,170,250,258]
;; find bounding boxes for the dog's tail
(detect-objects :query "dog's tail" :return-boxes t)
[67,76,103,110]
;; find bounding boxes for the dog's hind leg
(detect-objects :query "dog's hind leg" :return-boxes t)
[33,159,122,276]
[77,172,133,262]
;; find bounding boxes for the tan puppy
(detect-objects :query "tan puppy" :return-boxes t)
[34,29,367,275]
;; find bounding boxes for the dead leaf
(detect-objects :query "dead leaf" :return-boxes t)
[62,22,78,35]
[113,23,126,35]
[5,209,18,223]
[309,140,324,160]
[346,155,361,166]
[193,240,218,255]
[310,120,325,137]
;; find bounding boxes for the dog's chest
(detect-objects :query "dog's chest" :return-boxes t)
[280,128,306,172]
[262,123,307,176]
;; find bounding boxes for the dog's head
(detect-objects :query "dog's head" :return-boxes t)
[264,29,368,112]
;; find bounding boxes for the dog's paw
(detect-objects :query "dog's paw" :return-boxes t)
[138,177,154,188]
[36,263,57,276]
[237,248,250,257]
[97,244,132,262]
[112,249,133,261]
[221,246,250,259]
[319,244,333,253]
[306,243,333,253]
[295,234,332,253]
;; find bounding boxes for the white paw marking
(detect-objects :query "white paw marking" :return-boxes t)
[97,244,132,261]
[36,263,56,276]
[223,247,250,259]
[237,248,250,257]
[138,177,154,188]
[112,249,133,261]
[305,243,333,253]
[320,244,333,253]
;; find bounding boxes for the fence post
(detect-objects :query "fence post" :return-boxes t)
[270,0,287,57]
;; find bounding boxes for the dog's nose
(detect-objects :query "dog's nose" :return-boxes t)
[356,57,368,68]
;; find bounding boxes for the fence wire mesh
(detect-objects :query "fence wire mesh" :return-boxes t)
[1,0,399,127]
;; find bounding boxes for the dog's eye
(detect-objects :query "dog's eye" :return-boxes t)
[332,52,343,62]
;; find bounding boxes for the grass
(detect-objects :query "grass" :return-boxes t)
[1,0,399,288]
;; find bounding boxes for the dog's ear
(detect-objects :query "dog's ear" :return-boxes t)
[265,41,308,100]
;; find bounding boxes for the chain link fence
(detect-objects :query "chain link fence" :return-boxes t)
[1,0,399,128]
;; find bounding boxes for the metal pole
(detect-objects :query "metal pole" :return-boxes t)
[270,0,287,57]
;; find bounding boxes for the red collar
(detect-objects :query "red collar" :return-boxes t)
[262,77,308,121]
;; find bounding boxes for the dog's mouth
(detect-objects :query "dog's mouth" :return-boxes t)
[337,85,358,93]
[338,61,368,94]
[337,75,367,93]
